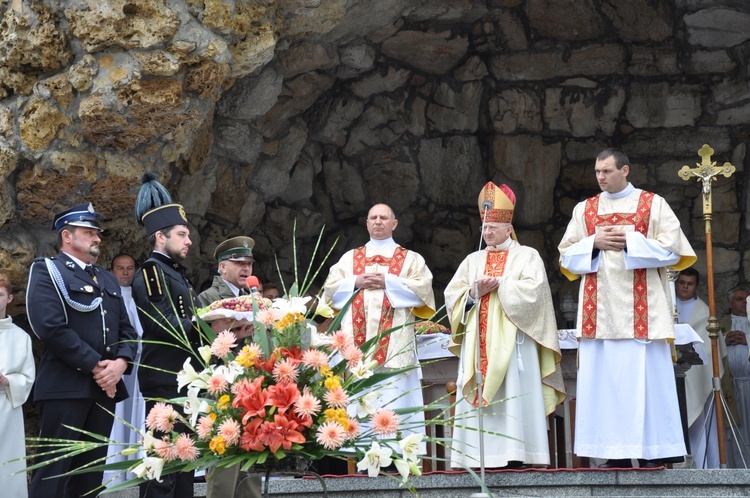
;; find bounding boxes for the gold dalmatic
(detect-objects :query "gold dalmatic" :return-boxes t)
[581,191,654,339]
[351,246,407,365]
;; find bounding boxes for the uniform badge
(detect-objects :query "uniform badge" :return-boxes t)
[83,285,94,293]
[65,261,76,269]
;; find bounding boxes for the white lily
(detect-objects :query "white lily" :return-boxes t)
[176,358,207,391]
[131,456,165,482]
[393,458,411,483]
[350,360,374,380]
[272,296,311,315]
[183,386,210,426]
[215,362,244,384]
[356,441,393,478]
[141,431,157,452]
[356,390,382,419]
[310,327,334,348]
[198,345,212,364]
[399,433,423,464]
[314,298,334,318]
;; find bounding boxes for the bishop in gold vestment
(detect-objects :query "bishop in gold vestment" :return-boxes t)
[445,183,565,469]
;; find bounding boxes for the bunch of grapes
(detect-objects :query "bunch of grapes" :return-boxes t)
[209,296,255,312]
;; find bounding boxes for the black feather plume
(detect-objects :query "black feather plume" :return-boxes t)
[135,173,173,224]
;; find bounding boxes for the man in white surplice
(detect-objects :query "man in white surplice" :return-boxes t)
[103,254,145,486]
[324,204,435,444]
[558,148,696,468]
[445,182,565,469]
[675,267,722,468]
[721,285,750,467]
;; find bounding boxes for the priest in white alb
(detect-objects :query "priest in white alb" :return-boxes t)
[674,267,722,468]
[324,203,435,443]
[559,148,696,468]
[445,182,565,469]
[103,254,146,486]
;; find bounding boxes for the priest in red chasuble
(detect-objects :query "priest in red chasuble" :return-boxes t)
[445,182,565,469]
[324,203,436,444]
[558,148,696,468]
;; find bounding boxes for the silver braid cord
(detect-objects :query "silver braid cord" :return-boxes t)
[45,258,102,312]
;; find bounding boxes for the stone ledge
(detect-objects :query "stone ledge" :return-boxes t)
[106,469,750,497]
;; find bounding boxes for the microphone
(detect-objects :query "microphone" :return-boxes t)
[245,275,260,293]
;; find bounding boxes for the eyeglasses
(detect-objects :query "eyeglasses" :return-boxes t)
[483,224,510,232]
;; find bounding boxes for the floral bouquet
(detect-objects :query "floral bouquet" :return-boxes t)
[20,227,444,496]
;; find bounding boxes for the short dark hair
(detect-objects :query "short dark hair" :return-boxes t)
[597,148,630,170]
[147,225,176,249]
[57,225,82,249]
[679,267,700,285]
[110,253,136,271]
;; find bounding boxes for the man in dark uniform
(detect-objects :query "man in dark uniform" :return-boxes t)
[198,236,260,498]
[131,187,202,498]
[26,202,138,498]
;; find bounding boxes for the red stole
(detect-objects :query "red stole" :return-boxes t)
[351,246,408,365]
[581,191,654,339]
[477,250,509,389]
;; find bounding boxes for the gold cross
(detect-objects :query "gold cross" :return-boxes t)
[678,144,735,212]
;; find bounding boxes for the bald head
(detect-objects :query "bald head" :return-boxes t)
[366,204,398,240]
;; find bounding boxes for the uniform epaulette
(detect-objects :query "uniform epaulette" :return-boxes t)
[140,261,165,301]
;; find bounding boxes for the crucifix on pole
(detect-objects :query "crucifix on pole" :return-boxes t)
[678,143,736,468]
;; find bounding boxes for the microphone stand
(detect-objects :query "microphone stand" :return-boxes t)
[470,203,493,498]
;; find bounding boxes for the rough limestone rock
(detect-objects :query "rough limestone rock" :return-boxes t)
[0,0,748,322]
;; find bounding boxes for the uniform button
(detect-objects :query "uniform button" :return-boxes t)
[103,310,107,315]
[77,367,81,371]
[106,328,110,332]
[106,346,111,352]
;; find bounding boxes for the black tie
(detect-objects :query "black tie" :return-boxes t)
[239,288,249,296]
[85,264,97,281]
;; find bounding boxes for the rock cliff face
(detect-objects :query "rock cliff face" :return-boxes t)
[1,0,749,319]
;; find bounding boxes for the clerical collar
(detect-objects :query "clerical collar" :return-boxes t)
[486,238,515,252]
[602,182,635,200]
[676,296,697,302]
[62,252,91,270]
[151,251,184,271]
[366,237,396,249]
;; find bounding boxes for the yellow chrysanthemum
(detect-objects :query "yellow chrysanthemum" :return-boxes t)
[235,345,260,368]
[216,395,231,411]
[323,408,348,426]
[208,412,217,422]
[209,435,226,455]
[324,376,341,390]
[273,312,305,331]
[320,366,332,377]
